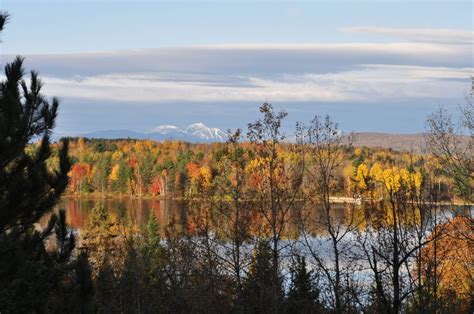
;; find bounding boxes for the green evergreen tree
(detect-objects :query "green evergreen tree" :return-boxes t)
[286,256,322,314]
[117,160,133,194]
[138,155,155,192]
[0,12,93,312]
[95,156,111,193]
[81,204,120,273]
[119,237,144,314]
[73,251,96,313]
[95,256,121,313]
[243,240,284,313]
[141,213,166,311]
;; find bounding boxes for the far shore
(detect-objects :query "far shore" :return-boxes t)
[62,193,473,206]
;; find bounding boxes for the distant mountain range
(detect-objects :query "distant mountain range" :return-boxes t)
[351,132,427,152]
[70,123,228,143]
[56,125,463,152]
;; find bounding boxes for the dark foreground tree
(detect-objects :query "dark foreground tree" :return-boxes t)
[242,240,284,314]
[286,255,323,314]
[247,103,304,313]
[0,13,92,312]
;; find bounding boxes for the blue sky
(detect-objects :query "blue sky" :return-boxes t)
[1,1,473,134]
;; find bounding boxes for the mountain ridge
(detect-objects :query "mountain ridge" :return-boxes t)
[56,126,466,152]
[74,123,228,143]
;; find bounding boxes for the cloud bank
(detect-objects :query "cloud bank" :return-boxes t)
[5,38,468,104]
[39,65,471,103]
[340,26,474,45]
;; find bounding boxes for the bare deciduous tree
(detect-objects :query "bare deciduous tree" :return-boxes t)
[298,115,358,313]
[247,102,304,313]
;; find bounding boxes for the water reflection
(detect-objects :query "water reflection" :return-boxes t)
[59,197,353,235]
[59,197,188,232]
[58,197,465,238]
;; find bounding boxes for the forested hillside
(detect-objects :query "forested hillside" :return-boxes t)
[60,137,460,202]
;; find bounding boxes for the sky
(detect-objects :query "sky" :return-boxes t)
[1,0,473,135]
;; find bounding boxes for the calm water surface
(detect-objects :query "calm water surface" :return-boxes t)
[58,197,353,234]
[59,197,188,231]
[57,197,467,238]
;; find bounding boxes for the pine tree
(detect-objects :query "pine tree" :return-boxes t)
[119,237,143,314]
[81,204,120,273]
[117,160,133,194]
[95,257,121,313]
[242,240,284,313]
[0,35,70,233]
[286,256,322,314]
[74,251,96,313]
[0,12,92,312]
[141,213,167,311]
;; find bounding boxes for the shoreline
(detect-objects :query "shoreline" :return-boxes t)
[63,193,473,206]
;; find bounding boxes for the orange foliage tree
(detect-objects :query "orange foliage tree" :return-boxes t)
[417,216,473,311]
[68,163,90,193]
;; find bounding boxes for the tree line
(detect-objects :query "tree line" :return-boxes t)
[63,133,460,203]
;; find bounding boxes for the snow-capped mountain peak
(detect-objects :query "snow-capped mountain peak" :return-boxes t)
[209,128,227,141]
[185,122,206,130]
[184,123,227,141]
[150,125,180,134]
[77,123,227,142]
[149,122,227,142]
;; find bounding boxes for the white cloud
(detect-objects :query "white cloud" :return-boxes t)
[41,65,472,103]
[340,26,474,45]
[10,41,470,80]
[3,33,469,105]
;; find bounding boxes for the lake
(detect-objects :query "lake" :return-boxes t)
[58,196,469,240]
[58,196,357,237]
